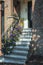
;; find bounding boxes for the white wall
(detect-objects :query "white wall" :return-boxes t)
[20,2,28,28]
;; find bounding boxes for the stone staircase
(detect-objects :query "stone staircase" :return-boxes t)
[0,28,32,65]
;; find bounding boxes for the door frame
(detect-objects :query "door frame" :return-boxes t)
[28,1,32,28]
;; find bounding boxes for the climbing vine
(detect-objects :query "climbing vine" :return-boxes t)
[2,17,23,54]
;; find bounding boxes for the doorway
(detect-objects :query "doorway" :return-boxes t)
[13,0,20,17]
[28,1,32,28]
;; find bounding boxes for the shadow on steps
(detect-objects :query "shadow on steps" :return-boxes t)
[26,55,43,65]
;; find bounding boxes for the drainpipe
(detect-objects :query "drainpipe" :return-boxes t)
[0,1,3,56]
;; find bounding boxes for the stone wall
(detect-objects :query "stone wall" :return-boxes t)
[4,0,13,32]
[32,0,43,56]
[32,0,43,29]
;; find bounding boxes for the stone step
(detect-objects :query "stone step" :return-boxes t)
[12,50,28,55]
[22,30,32,33]
[16,41,30,45]
[5,55,27,60]
[20,36,32,39]
[22,28,32,32]
[22,30,32,34]
[23,28,32,30]
[0,28,32,64]
[14,45,29,50]
[19,38,31,41]
[21,34,32,36]
[20,35,32,38]
[0,57,4,63]
[22,31,32,34]
[20,34,32,36]
[0,57,25,64]
[4,59,25,64]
